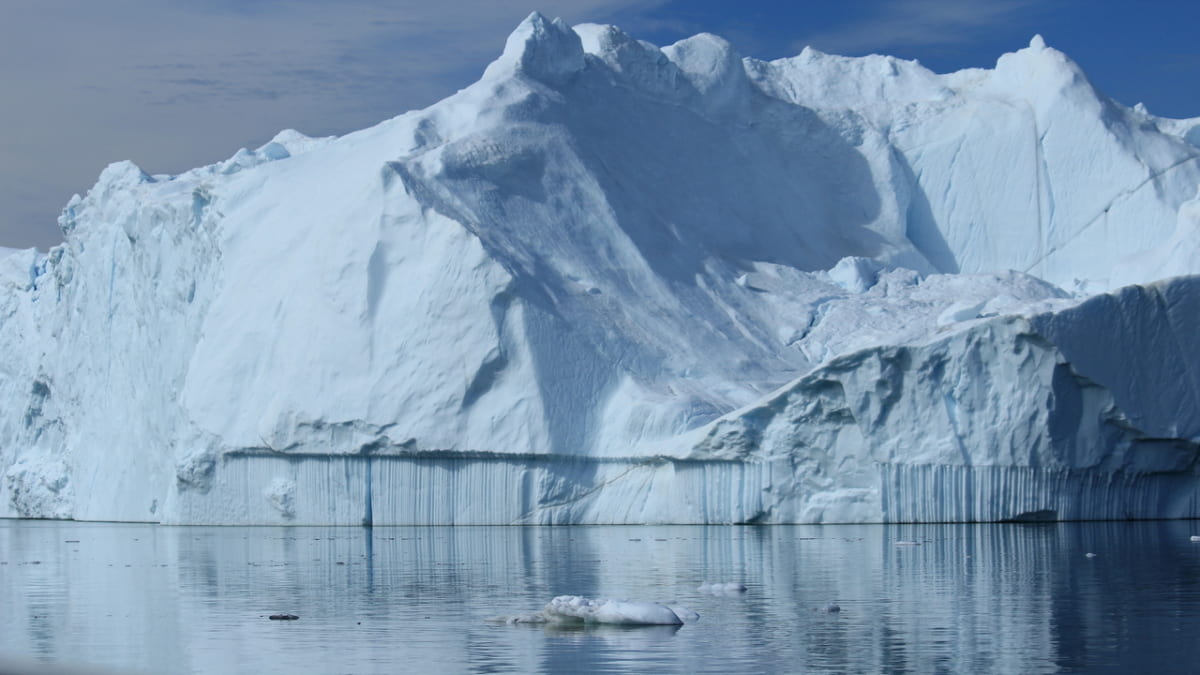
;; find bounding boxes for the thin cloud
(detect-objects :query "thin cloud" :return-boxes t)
[794,0,1041,56]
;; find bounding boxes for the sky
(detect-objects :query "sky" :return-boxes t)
[3,0,1198,250]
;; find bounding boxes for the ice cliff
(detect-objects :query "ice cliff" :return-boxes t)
[3,14,1200,524]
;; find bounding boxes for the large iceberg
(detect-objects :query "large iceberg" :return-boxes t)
[2,14,1199,524]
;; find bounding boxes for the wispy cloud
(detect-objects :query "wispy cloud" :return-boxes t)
[794,0,1041,56]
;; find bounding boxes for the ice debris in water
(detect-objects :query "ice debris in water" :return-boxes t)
[1190,536,1200,542]
[698,581,747,594]
[489,595,698,626]
[1085,552,1098,558]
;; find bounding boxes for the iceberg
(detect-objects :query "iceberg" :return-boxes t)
[2,14,1200,524]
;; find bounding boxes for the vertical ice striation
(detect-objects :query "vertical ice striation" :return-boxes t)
[684,282,1200,523]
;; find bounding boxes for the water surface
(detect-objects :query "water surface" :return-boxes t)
[3,520,1200,673]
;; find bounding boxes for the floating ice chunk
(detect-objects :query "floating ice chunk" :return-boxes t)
[1085,552,1098,558]
[698,581,747,594]
[1190,536,1200,542]
[543,595,690,625]
[895,541,921,546]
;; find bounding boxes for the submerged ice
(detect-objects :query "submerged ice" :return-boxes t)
[2,14,1200,524]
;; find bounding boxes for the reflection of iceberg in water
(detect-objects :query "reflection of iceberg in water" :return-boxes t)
[542,623,682,639]
[869,524,1060,673]
[2,522,1198,672]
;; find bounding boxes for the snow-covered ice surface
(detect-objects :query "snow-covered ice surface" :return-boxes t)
[3,13,1200,524]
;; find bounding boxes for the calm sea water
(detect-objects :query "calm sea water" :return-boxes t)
[3,519,1200,674]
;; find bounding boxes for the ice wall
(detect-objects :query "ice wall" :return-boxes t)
[164,275,1200,525]
[3,13,1200,524]
[684,277,1200,523]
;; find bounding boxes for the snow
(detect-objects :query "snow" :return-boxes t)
[3,13,1200,524]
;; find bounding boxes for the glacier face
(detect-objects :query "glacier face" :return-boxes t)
[2,13,1200,524]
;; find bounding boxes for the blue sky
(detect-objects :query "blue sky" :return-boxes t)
[3,0,1198,249]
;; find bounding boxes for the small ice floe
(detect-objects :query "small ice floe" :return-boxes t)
[698,581,747,595]
[545,596,696,625]
[1190,535,1200,542]
[1085,552,1098,558]
[895,541,921,546]
[490,596,698,626]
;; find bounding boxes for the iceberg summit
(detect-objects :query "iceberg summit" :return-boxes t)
[3,14,1200,525]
